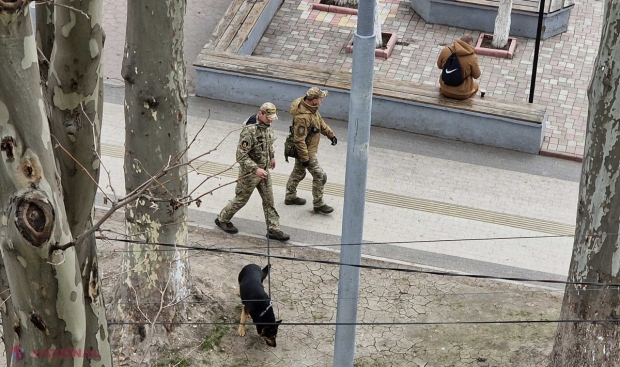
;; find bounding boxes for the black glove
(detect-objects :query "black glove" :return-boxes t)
[331,136,338,146]
[301,160,310,167]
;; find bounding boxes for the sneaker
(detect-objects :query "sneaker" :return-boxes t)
[313,204,334,214]
[266,230,290,242]
[284,197,306,205]
[215,218,238,234]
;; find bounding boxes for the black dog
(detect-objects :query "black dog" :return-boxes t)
[237,264,282,347]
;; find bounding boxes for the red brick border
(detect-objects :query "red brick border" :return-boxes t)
[311,3,358,15]
[539,148,584,162]
[345,32,398,59]
[474,33,517,59]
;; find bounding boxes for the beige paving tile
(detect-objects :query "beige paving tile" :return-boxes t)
[253,0,604,157]
[101,101,577,276]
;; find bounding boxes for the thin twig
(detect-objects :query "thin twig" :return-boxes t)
[36,47,50,65]
[0,0,23,11]
[185,125,244,166]
[186,109,211,151]
[101,258,149,281]
[190,172,253,203]
[134,158,176,201]
[171,345,200,367]
[138,255,177,366]
[0,295,12,312]
[52,135,112,205]
[96,219,189,240]
[131,287,151,324]
[80,102,118,200]
[38,0,91,20]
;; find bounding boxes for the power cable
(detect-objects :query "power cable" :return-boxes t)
[99,233,585,253]
[97,237,620,288]
[101,286,617,307]
[105,318,620,326]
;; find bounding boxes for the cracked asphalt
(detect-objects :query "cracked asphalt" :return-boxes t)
[95,209,563,366]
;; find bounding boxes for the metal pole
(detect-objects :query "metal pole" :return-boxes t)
[529,0,546,103]
[332,0,375,365]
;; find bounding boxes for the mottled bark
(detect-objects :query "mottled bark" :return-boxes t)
[35,1,54,81]
[548,2,620,366]
[113,0,190,363]
[45,0,111,365]
[0,3,86,366]
[492,0,512,48]
[373,0,382,48]
[0,259,15,363]
[333,0,355,5]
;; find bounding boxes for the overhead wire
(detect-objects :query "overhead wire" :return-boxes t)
[101,285,620,307]
[105,318,620,326]
[96,237,620,288]
[99,233,590,253]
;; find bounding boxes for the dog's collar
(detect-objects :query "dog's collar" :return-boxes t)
[259,302,273,317]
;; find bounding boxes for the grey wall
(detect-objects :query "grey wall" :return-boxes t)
[195,68,545,153]
[410,0,573,40]
[238,0,285,55]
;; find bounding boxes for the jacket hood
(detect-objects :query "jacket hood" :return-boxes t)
[290,97,318,116]
[451,39,476,56]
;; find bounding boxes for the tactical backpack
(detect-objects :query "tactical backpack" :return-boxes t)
[441,47,465,87]
[283,124,318,163]
[284,126,297,163]
[244,114,258,126]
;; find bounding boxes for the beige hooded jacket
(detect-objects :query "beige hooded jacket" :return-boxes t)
[437,39,482,100]
[289,97,335,162]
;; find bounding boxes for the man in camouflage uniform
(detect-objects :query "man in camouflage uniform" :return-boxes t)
[285,87,337,214]
[215,102,290,241]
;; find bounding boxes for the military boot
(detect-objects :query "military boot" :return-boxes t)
[284,197,306,205]
[215,218,238,234]
[313,204,334,214]
[267,229,290,242]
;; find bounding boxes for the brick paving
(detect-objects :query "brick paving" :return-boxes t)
[253,0,604,157]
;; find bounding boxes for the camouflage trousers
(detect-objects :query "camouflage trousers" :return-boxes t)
[285,155,326,208]
[218,170,280,231]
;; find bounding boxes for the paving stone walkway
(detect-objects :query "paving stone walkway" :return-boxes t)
[253,0,604,157]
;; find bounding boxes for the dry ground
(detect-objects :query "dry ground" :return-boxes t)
[1,209,564,366]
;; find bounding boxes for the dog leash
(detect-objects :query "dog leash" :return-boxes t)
[267,234,271,299]
[265,228,281,319]
[266,222,272,299]
[259,302,273,317]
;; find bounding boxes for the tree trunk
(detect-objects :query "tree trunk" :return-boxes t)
[548,1,620,366]
[373,0,382,48]
[0,3,87,366]
[0,259,16,363]
[492,0,512,48]
[333,0,356,6]
[35,1,54,82]
[45,0,112,365]
[113,0,191,363]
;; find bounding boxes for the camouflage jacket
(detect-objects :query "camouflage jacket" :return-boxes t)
[237,118,275,173]
[289,97,335,162]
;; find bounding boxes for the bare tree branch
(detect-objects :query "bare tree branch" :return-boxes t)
[0,0,24,11]
[37,0,90,20]
[101,258,149,282]
[80,102,119,200]
[52,136,113,205]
